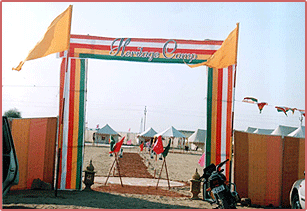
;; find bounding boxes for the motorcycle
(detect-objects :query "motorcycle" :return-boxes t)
[200,159,240,209]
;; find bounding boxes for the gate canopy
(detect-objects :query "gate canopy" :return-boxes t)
[57,34,225,190]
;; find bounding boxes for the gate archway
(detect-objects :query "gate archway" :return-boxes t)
[57,34,233,190]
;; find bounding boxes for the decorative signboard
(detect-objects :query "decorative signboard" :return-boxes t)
[58,35,223,65]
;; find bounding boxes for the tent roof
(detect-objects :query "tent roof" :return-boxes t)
[288,126,305,138]
[271,125,297,136]
[138,127,157,138]
[246,127,257,133]
[156,126,186,138]
[253,128,274,135]
[188,129,206,143]
[96,124,119,135]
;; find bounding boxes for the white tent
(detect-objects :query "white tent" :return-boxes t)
[156,126,185,138]
[288,126,305,138]
[253,128,274,135]
[188,129,206,150]
[188,129,206,144]
[156,126,185,148]
[271,125,297,137]
[137,127,157,145]
[138,127,157,138]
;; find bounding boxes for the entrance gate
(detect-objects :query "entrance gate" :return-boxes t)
[57,34,234,190]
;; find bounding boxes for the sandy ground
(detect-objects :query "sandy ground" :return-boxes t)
[83,144,204,182]
[2,145,258,209]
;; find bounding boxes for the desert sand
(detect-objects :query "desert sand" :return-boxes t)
[2,145,257,209]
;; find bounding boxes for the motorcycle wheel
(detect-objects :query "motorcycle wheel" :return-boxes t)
[291,194,302,209]
[219,192,236,209]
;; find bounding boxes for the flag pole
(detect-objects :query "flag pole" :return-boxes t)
[55,5,73,195]
[229,22,239,183]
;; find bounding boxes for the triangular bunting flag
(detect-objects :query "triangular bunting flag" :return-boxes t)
[257,102,268,113]
[242,97,258,104]
[275,106,288,116]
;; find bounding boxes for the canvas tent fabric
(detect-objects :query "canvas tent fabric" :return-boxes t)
[96,124,120,136]
[271,125,297,137]
[188,129,206,143]
[138,127,157,138]
[253,128,274,135]
[246,127,257,133]
[156,126,185,138]
[9,117,57,190]
[288,126,305,138]
[234,130,305,207]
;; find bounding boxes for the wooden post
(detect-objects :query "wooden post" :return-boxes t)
[105,153,123,187]
[104,157,116,186]
[164,158,170,189]
[156,158,170,190]
[115,154,124,187]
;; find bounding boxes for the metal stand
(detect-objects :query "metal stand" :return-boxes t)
[105,153,123,187]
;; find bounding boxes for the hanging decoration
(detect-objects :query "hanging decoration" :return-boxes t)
[242,97,304,117]
[257,102,268,113]
[242,97,258,104]
[275,106,289,116]
[298,109,305,117]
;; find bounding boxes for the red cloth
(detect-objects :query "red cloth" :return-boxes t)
[112,137,125,153]
[152,136,164,154]
[139,142,144,151]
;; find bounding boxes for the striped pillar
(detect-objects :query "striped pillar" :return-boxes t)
[206,65,235,179]
[57,55,87,190]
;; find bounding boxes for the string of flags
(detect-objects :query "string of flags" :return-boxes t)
[242,97,305,117]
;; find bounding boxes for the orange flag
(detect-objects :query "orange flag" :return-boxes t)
[13,5,72,71]
[188,23,239,69]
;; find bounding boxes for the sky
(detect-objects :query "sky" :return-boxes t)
[2,2,305,133]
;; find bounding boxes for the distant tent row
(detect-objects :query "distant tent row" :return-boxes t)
[139,126,206,151]
[245,125,305,138]
[186,125,305,152]
[138,126,186,138]
[93,125,188,146]
[90,124,304,147]
[138,126,186,147]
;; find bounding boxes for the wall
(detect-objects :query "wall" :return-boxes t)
[9,117,58,190]
[234,131,305,207]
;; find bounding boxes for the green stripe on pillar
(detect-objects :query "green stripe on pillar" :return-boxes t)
[76,59,86,189]
[206,67,213,167]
